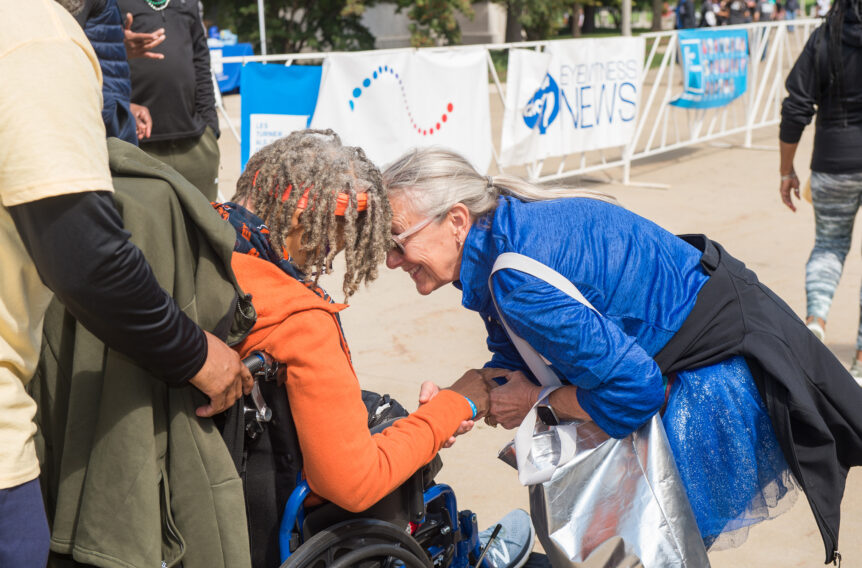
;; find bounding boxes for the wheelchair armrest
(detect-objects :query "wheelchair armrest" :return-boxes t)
[300,453,443,539]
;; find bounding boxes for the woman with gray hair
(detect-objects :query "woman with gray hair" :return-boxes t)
[383,147,862,559]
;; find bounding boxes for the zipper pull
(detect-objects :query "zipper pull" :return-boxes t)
[832,550,841,566]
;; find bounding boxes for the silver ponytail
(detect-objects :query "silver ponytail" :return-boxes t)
[382,148,619,221]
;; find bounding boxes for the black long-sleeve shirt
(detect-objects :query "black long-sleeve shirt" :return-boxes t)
[9,191,207,384]
[780,11,862,174]
[118,0,219,141]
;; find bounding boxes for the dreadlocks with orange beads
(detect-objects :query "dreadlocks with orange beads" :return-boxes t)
[232,129,391,298]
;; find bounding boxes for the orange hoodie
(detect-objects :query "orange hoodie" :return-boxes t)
[232,252,472,512]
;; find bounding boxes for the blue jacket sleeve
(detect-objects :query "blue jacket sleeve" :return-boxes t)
[491,270,665,438]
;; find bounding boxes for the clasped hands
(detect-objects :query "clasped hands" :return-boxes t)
[419,368,541,448]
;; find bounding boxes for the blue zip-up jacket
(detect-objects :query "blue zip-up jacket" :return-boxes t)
[456,196,710,438]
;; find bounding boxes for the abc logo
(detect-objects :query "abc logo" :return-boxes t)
[522,73,560,135]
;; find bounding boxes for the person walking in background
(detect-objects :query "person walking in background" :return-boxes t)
[779,0,862,381]
[785,0,801,29]
[720,0,752,25]
[676,0,697,28]
[118,0,221,200]
[701,0,721,26]
[755,0,777,20]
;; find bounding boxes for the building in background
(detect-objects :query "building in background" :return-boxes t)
[361,2,507,49]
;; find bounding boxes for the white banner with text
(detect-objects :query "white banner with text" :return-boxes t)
[311,49,492,173]
[501,37,645,166]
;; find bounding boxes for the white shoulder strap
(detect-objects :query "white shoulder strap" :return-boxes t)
[493,253,599,313]
[489,252,600,387]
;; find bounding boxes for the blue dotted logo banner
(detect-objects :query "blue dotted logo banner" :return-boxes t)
[348,64,455,137]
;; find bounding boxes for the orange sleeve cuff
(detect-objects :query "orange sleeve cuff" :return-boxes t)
[410,389,473,428]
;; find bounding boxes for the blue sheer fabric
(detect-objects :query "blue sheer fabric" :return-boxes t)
[662,356,797,549]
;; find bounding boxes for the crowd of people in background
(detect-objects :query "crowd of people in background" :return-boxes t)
[677,0,828,28]
[4,0,862,566]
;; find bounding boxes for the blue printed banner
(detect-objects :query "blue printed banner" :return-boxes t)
[670,29,749,109]
[210,42,254,93]
[500,37,645,167]
[240,63,322,171]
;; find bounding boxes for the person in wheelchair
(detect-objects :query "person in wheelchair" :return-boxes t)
[215,129,535,568]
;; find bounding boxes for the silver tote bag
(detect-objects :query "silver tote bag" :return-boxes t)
[490,253,710,568]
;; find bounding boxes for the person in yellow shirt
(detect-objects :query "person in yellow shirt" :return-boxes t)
[0,2,251,565]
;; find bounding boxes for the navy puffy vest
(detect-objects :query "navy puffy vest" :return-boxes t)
[85,0,138,145]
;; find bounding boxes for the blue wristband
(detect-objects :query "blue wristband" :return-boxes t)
[463,395,478,420]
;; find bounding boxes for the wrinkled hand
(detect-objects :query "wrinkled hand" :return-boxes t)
[129,103,152,140]
[779,172,800,212]
[419,380,475,448]
[446,369,492,419]
[418,369,513,403]
[188,331,253,417]
[487,370,541,429]
[124,13,166,59]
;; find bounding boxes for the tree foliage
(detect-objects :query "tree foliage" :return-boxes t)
[392,0,474,47]
[491,0,655,40]
[493,0,585,41]
[518,0,569,40]
[221,0,375,54]
[206,0,476,53]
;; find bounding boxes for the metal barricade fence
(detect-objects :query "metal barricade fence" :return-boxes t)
[621,19,819,185]
[217,19,819,186]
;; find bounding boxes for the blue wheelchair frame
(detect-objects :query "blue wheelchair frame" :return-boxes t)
[278,480,490,567]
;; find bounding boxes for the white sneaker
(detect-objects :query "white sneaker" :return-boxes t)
[478,509,534,568]
[807,321,825,342]
[849,359,862,388]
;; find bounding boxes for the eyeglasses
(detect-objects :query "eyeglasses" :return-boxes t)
[390,217,434,255]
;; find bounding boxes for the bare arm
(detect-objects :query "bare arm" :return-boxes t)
[486,371,592,429]
[10,191,251,415]
[779,140,801,211]
[548,384,591,422]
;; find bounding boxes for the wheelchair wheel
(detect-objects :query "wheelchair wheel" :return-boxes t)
[280,518,433,568]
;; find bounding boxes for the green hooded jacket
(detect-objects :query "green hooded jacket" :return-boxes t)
[29,139,255,568]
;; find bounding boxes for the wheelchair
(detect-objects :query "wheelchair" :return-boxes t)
[232,351,500,568]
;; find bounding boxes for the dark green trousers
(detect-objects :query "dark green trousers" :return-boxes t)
[140,126,220,201]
